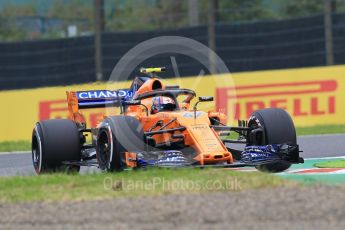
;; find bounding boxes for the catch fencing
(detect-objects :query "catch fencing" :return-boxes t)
[1,14,345,90]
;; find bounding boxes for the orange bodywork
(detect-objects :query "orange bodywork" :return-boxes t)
[66,78,233,166]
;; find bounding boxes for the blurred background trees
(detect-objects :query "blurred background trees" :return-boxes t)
[0,0,343,42]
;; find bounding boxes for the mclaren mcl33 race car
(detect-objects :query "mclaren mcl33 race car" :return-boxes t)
[31,67,304,174]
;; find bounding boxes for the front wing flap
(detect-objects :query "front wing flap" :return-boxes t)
[62,144,303,169]
[240,144,304,166]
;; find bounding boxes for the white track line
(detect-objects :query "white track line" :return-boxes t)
[0,151,30,155]
[299,133,345,138]
[304,156,345,160]
[0,134,343,156]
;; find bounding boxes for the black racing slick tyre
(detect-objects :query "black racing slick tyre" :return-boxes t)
[248,108,296,173]
[31,119,81,174]
[96,116,145,172]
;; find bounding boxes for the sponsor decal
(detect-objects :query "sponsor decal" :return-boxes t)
[77,89,132,100]
[183,111,203,118]
[2,65,345,141]
[216,80,337,121]
[39,99,119,127]
[39,99,67,120]
[191,124,207,130]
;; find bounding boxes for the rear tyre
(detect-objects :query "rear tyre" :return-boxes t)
[31,119,81,174]
[248,108,296,173]
[96,116,145,172]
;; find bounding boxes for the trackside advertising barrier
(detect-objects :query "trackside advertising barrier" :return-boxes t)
[1,65,345,141]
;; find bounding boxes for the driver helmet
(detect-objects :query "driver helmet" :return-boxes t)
[151,96,176,113]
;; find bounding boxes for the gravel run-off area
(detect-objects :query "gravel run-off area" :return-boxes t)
[1,185,345,230]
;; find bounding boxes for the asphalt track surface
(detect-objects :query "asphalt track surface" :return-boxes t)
[0,134,344,177]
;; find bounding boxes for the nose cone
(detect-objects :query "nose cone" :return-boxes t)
[194,151,233,164]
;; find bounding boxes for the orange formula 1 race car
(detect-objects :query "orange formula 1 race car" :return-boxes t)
[31,67,303,174]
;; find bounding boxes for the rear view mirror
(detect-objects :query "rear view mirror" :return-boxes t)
[123,100,141,105]
[198,96,214,102]
[123,100,149,116]
[193,96,214,119]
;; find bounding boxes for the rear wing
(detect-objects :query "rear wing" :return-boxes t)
[66,89,133,111]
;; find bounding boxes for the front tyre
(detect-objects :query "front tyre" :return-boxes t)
[32,119,81,174]
[96,116,145,172]
[248,108,296,173]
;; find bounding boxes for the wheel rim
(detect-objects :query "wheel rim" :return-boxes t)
[249,113,291,172]
[97,130,111,169]
[248,115,265,146]
[32,127,42,174]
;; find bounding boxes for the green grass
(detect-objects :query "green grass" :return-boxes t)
[1,125,345,152]
[296,125,345,136]
[223,124,345,141]
[0,168,293,203]
[0,140,30,152]
[314,160,345,168]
